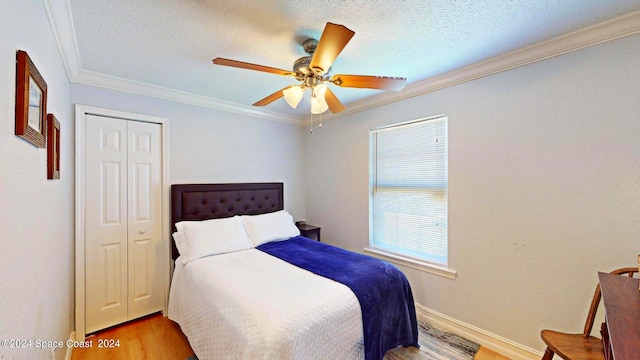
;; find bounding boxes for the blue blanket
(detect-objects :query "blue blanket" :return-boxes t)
[257,236,419,360]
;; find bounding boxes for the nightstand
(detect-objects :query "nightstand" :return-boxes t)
[296,223,321,242]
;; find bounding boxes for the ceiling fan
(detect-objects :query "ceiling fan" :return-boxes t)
[212,22,407,115]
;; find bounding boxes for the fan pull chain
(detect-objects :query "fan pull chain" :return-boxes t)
[308,113,324,133]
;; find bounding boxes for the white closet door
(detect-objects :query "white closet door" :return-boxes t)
[127,120,163,319]
[84,116,163,334]
[85,115,128,333]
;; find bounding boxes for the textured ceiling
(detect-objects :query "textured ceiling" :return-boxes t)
[67,0,640,117]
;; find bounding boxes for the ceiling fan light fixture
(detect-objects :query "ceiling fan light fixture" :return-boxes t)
[310,83,329,114]
[212,22,406,115]
[283,86,304,108]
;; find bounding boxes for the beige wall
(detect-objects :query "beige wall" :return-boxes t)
[0,1,74,359]
[304,34,640,351]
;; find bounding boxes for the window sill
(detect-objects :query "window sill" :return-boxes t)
[364,247,457,280]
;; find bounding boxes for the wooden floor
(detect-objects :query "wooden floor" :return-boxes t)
[475,347,511,360]
[72,313,511,360]
[72,314,194,360]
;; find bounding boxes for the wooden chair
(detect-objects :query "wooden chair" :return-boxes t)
[540,267,638,360]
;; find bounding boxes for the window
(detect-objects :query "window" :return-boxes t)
[369,116,448,268]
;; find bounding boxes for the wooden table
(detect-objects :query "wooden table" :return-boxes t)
[598,272,640,360]
[296,223,321,242]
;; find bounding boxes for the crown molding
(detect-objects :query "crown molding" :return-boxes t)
[73,70,301,125]
[328,10,640,121]
[40,0,300,125]
[41,0,82,80]
[43,0,639,126]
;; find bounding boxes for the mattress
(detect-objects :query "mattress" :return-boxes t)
[168,249,365,360]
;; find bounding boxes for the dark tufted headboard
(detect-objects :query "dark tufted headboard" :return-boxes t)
[170,182,284,260]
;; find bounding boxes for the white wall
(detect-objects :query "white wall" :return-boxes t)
[69,85,307,220]
[2,1,636,357]
[304,34,640,351]
[0,1,74,359]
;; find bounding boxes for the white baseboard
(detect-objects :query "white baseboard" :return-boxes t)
[64,332,75,360]
[415,303,543,360]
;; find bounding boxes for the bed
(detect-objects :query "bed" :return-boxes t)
[168,183,418,360]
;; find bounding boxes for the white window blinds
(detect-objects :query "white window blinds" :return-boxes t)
[370,116,448,266]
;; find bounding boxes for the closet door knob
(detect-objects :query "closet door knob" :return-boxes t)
[139,229,146,234]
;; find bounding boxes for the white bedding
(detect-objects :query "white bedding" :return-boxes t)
[168,248,364,360]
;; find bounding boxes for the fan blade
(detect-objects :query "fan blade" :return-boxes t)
[253,86,295,106]
[309,23,355,74]
[213,58,293,77]
[331,74,407,91]
[325,88,345,113]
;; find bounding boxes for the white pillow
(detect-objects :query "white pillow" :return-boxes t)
[172,231,185,256]
[241,210,300,247]
[174,215,253,264]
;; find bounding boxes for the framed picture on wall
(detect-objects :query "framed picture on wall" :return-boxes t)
[47,114,60,179]
[15,50,47,148]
